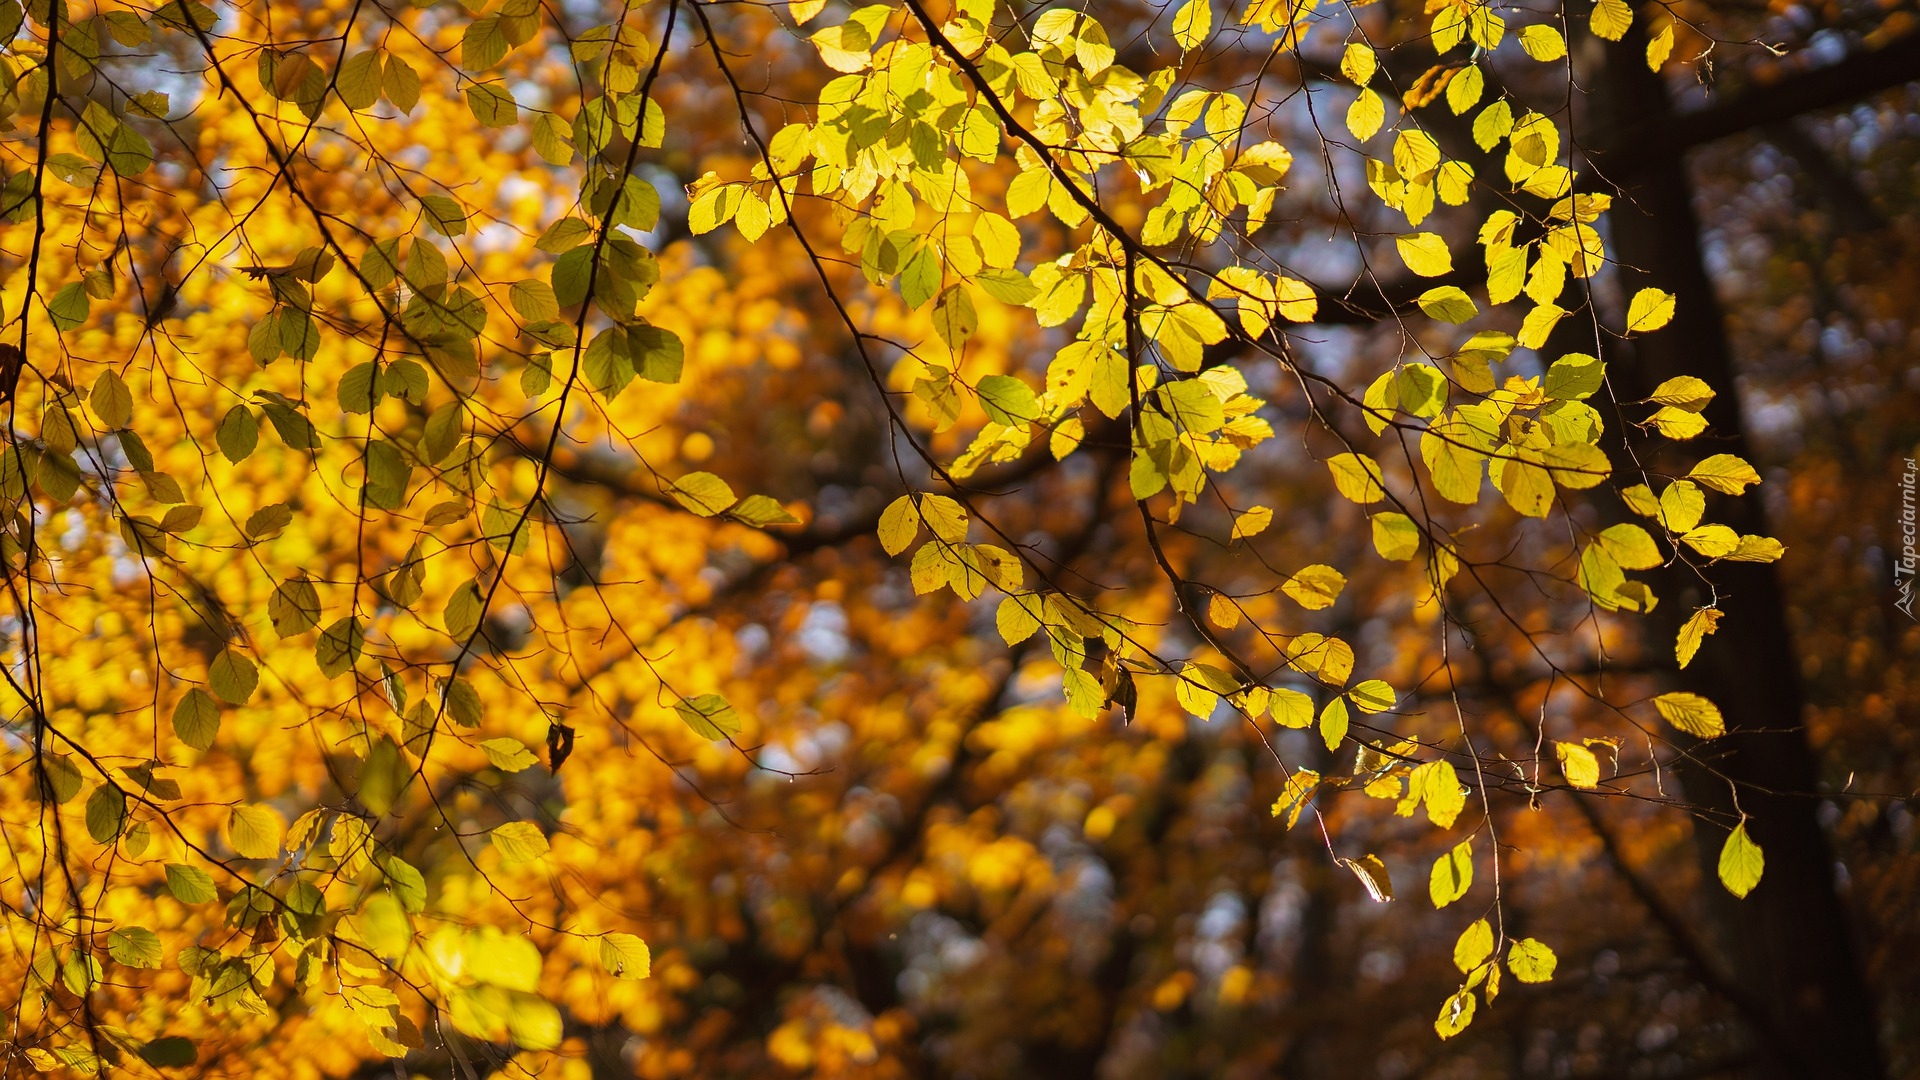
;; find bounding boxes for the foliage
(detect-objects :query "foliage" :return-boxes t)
[0,0,1860,1073]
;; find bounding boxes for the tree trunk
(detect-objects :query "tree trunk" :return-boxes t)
[1586,28,1886,1080]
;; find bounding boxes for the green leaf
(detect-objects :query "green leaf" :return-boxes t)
[1718,821,1765,898]
[213,406,257,463]
[531,113,573,165]
[490,821,549,866]
[107,926,164,969]
[48,282,90,331]
[315,616,365,678]
[86,784,127,843]
[336,49,383,110]
[631,323,684,383]
[208,648,258,704]
[269,577,321,637]
[509,280,559,323]
[444,579,484,639]
[461,14,509,69]
[598,932,651,979]
[466,83,518,127]
[137,1038,197,1069]
[420,195,468,237]
[165,863,218,904]
[381,854,428,913]
[674,693,741,740]
[172,688,220,750]
[931,284,978,350]
[551,245,594,308]
[976,374,1038,426]
[245,503,292,538]
[39,754,83,804]
[89,370,132,429]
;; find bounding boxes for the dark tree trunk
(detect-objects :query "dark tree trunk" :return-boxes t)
[1586,28,1887,1080]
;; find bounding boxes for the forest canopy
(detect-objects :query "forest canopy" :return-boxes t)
[0,0,1915,1076]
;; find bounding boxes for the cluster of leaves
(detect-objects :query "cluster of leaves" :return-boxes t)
[0,0,1809,1070]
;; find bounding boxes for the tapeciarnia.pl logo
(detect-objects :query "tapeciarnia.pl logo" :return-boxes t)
[1899,457,1917,620]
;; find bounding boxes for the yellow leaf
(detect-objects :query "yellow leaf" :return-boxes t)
[1371,512,1420,560]
[599,933,651,979]
[226,803,285,860]
[1270,687,1313,729]
[877,495,920,556]
[1446,64,1484,114]
[1453,918,1493,972]
[1718,821,1765,898]
[919,494,970,543]
[1417,285,1477,323]
[996,595,1041,644]
[1283,564,1346,610]
[1340,41,1376,84]
[668,471,736,516]
[1206,592,1241,629]
[1554,741,1600,788]
[481,737,539,772]
[1172,0,1212,51]
[1507,937,1558,982]
[1341,853,1393,902]
[1597,522,1663,569]
[1647,23,1674,70]
[1319,696,1349,751]
[1271,769,1320,828]
[1626,287,1676,332]
[1349,679,1395,714]
[1411,759,1467,828]
[1231,505,1273,539]
[1435,988,1477,1039]
[1681,524,1740,558]
[1590,0,1632,40]
[1517,303,1568,349]
[1396,232,1453,277]
[1326,452,1387,504]
[1676,607,1723,669]
[1346,89,1385,141]
[1658,480,1706,532]
[490,821,549,865]
[1722,534,1786,563]
[1653,691,1725,738]
[789,0,828,23]
[1688,453,1760,494]
[1429,839,1472,907]
[1519,24,1566,61]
